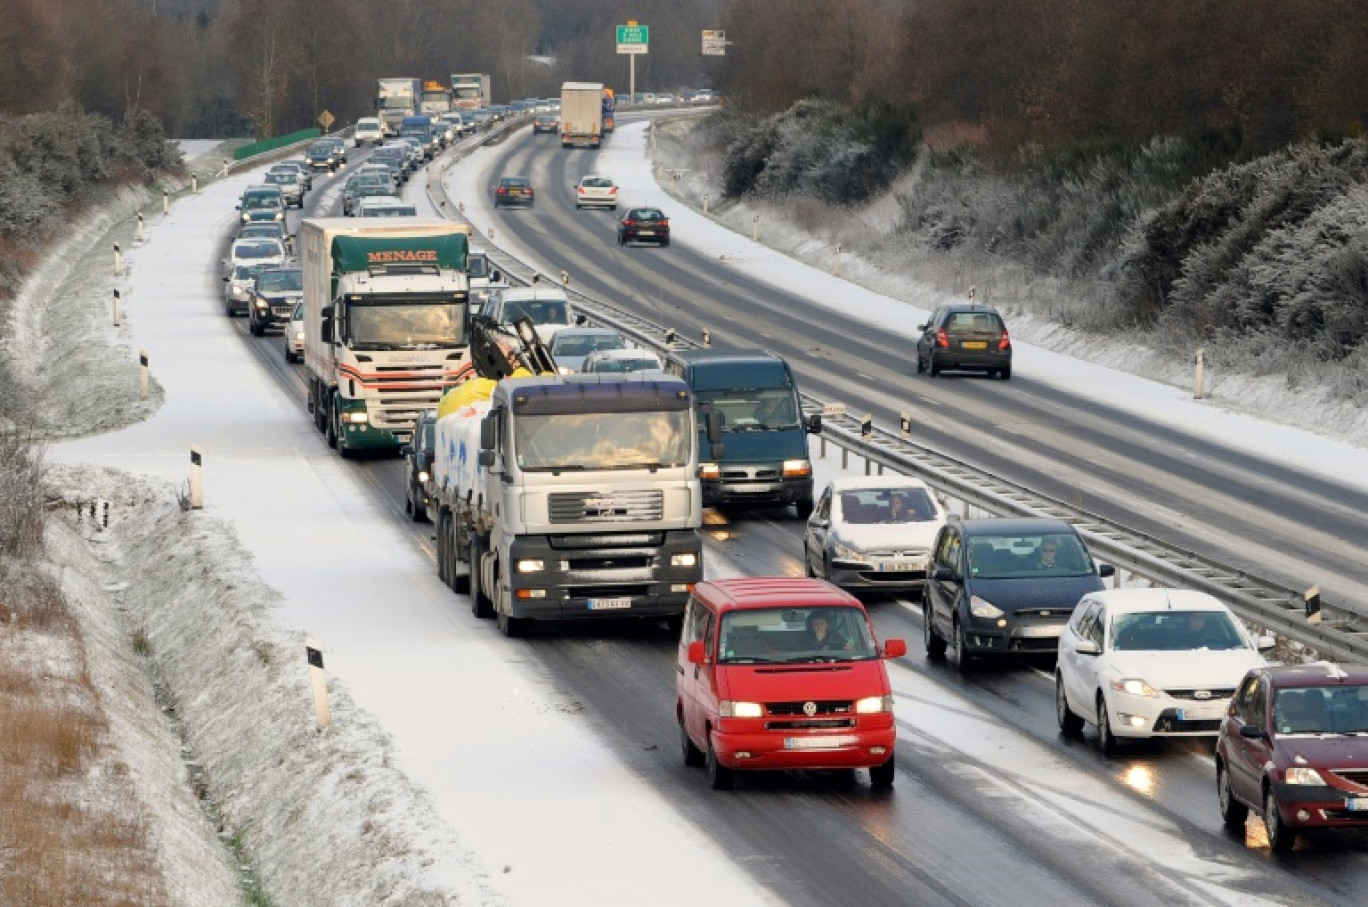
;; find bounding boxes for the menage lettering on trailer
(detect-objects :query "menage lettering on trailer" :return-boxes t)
[367,249,439,263]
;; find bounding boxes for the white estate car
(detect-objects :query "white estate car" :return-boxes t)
[283,301,304,363]
[1055,588,1273,753]
[803,476,947,592]
[574,175,618,210]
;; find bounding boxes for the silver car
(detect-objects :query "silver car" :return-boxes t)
[803,477,947,591]
[284,301,305,363]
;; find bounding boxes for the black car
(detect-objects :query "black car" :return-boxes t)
[493,176,534,208]
[532,114,559,134]
[400,410,438,523]
[618,207,670,246]
[247,267,303,337]
[922,517,1113,670]
[915,303,1013,379]
[369,146,409,183]
[306,142,337,172]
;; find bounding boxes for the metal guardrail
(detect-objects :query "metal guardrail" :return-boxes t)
[424,117,1368,664]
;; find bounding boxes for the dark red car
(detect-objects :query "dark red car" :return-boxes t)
[1216,662,1368,851]
[617,207,670,247]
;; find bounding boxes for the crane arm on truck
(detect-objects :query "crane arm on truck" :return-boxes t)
[467,314,557,379]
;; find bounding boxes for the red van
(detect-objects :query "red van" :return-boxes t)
[675,577,907,790]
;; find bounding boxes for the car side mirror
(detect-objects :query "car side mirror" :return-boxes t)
[491,270,502,283]
[399,444,413,457]
[1074,638,1100,656]
[1257,634,1276,651]
[477,449,495,467]
[916,323,927,331]
[932,565,954,582]
[812,517,828,528]
[1239,724,1268,740]
[807,413,822,434]
[575,314,587,325]
[1097,563,1115,578]
[705,409,723,444]
[882,638,907,659]
[687,640,707,665]
[222,276,229,282]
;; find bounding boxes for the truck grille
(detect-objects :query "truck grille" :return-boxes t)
[549,490,663,523]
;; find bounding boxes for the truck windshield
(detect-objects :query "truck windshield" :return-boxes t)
[514,410,692,471]
[380,98,411,109]
[344,300,467,348]
[718,606,877,664]
[693,389,799,431]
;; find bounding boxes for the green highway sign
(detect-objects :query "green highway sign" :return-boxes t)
[617,23,649,54]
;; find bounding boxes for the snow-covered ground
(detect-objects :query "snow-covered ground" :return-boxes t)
[12,124,1368,905]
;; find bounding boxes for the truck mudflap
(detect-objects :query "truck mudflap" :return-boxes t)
[503,529,703,620]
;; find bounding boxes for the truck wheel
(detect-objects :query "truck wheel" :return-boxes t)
[332,406,353,459]
[496,590,524,638]
[469,535,493,618]
[312,385,327,433]
[324,399,338,449]
[436,513,450,585]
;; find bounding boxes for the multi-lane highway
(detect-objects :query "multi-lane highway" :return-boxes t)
[213,118,1368,905]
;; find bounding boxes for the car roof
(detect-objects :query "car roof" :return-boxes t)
[956,517,1077,536]
[589,348,659,360]
[693,577,863,614]
[944,303,1003,315]
[828,476,933,493]
[496,287,568,303]
[1077,587,1227,615]
[1260,662,1368,688]
[552,327,618,340]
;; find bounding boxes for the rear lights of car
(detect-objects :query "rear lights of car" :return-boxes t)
[997,330,1011,351]
[935,328,950,348]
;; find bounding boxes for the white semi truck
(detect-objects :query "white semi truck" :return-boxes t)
[300,218,473,457]
[450,73,491,111]
[376,77,421,135]
[429,319,704,637]
[560,82,604,148]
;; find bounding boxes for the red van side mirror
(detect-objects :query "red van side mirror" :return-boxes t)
[687,640,706,665]
[883,638,907,659]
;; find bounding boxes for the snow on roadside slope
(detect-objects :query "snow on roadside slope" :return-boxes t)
[44,155,783,904]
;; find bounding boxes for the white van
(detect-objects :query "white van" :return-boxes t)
[354,117,385,147]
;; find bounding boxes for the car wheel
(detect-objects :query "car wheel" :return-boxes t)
[793,496,814,520]
[250,320,263,337]
[469,534,493,618]
[661,237,670,247]
[1264,785,1295,852]
[284,345,295,364]
[1096,693,1119,755]
[1000,364,1012,380]
[869,756,895,790]
[923,601,946,658]
[916,350,926,374]
[617,232,624,246]
[706,738,734,791]
[949,618,972,672]
[1056,673,1084,736]
[929,353,942,377]
[575,203,582,210]
[680,719,704,768]
[1218,761,1249,829]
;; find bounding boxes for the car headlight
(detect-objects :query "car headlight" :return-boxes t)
[969,595,1003,619]
[855,695,894,714]
[831,539,868,563]
[417,470,430,483]
[700,463,720,480]
[344,411,369,424]
[782,459,811,478]
[670,553,697,567]
[294,329,305,342]
[719,700,763,718]
[254,299,268,310]
[516,559,544,573]
[1283,767,1326,785]
[231,285,248,299]
[1110,677,1159,698]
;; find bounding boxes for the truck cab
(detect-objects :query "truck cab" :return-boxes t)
[665,348,819,518]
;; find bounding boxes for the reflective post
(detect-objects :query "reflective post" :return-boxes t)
[113,243,122,276]
[139,350,149,400]
[162,189,169,215]
[751,213,759,242]
[190,447,203,510]
[703,193,709,214]
[112,289,121,326]
[701,329,711,348]
[306,639,332,730]
[135,213,145,242]
[1194,348,1206,399]
[833,243,841,277]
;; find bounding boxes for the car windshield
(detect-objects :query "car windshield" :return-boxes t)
[693,389,800,432]
[502,299,568,326]
[265,173,295,185]
[966,532,1093,578]
[1273,686,1368,736]
[590,355,660,373]
[582,178,613,188]
[501,178,530,189]
[308,144,330,156]
[243,194,280,210]
[837,487,938,524]
[717,606,877,664]
[946,311,1004,332]
[233,264,269,281]
[343,300,467,349]
[1108,610,1246,651]
[361,204,415,217]
[512,409,691,472]
[632,209,664,221]
[235,242,281,260]
[255,270,302,293]
[552,333,624,358]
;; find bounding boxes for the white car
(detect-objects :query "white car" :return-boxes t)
[575,175,618,210]
[580,348,664,375]
[1056,588,1273,753]
[225,238,286,274]
[283,301,305,363]
[803,476,947,591]
[354,117,385,146]
[356,196,417,218]
[484,286,583,342]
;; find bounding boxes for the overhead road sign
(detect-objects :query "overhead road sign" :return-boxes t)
[617,23,649,54]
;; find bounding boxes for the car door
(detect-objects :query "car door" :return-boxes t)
[925,526,962,638]
[1224,675,1269,805]
[917,307,945,361]
[677,597,713,746]
[1059,599,1100,716]
[805,485,834,576]
[1068,602,1106,723]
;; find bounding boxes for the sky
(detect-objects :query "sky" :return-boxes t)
[25,122,1368,906]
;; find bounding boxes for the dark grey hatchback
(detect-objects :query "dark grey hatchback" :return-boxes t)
[916,304,1012,379]
[922,517,1113,670]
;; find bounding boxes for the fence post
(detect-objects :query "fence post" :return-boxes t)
[135,213,145,242]
[112,289,121,326]
[190,447,203,510]
[1194,348,1206,399]
[139,350,149,400]
[306,639,332,730]
[162,190,169,215]
[751,214,759,242]
[114,243,122,276]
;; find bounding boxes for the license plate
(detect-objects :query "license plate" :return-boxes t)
[962,341,988,350]
[1177,706,1225,722]
[1347,798,1368,811]
[638,230,655,236]
[733,483,779,494]
[784,735,858,750]
[588,597,632,610]
[1015,624,1063,638]
[877,561,920,572]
